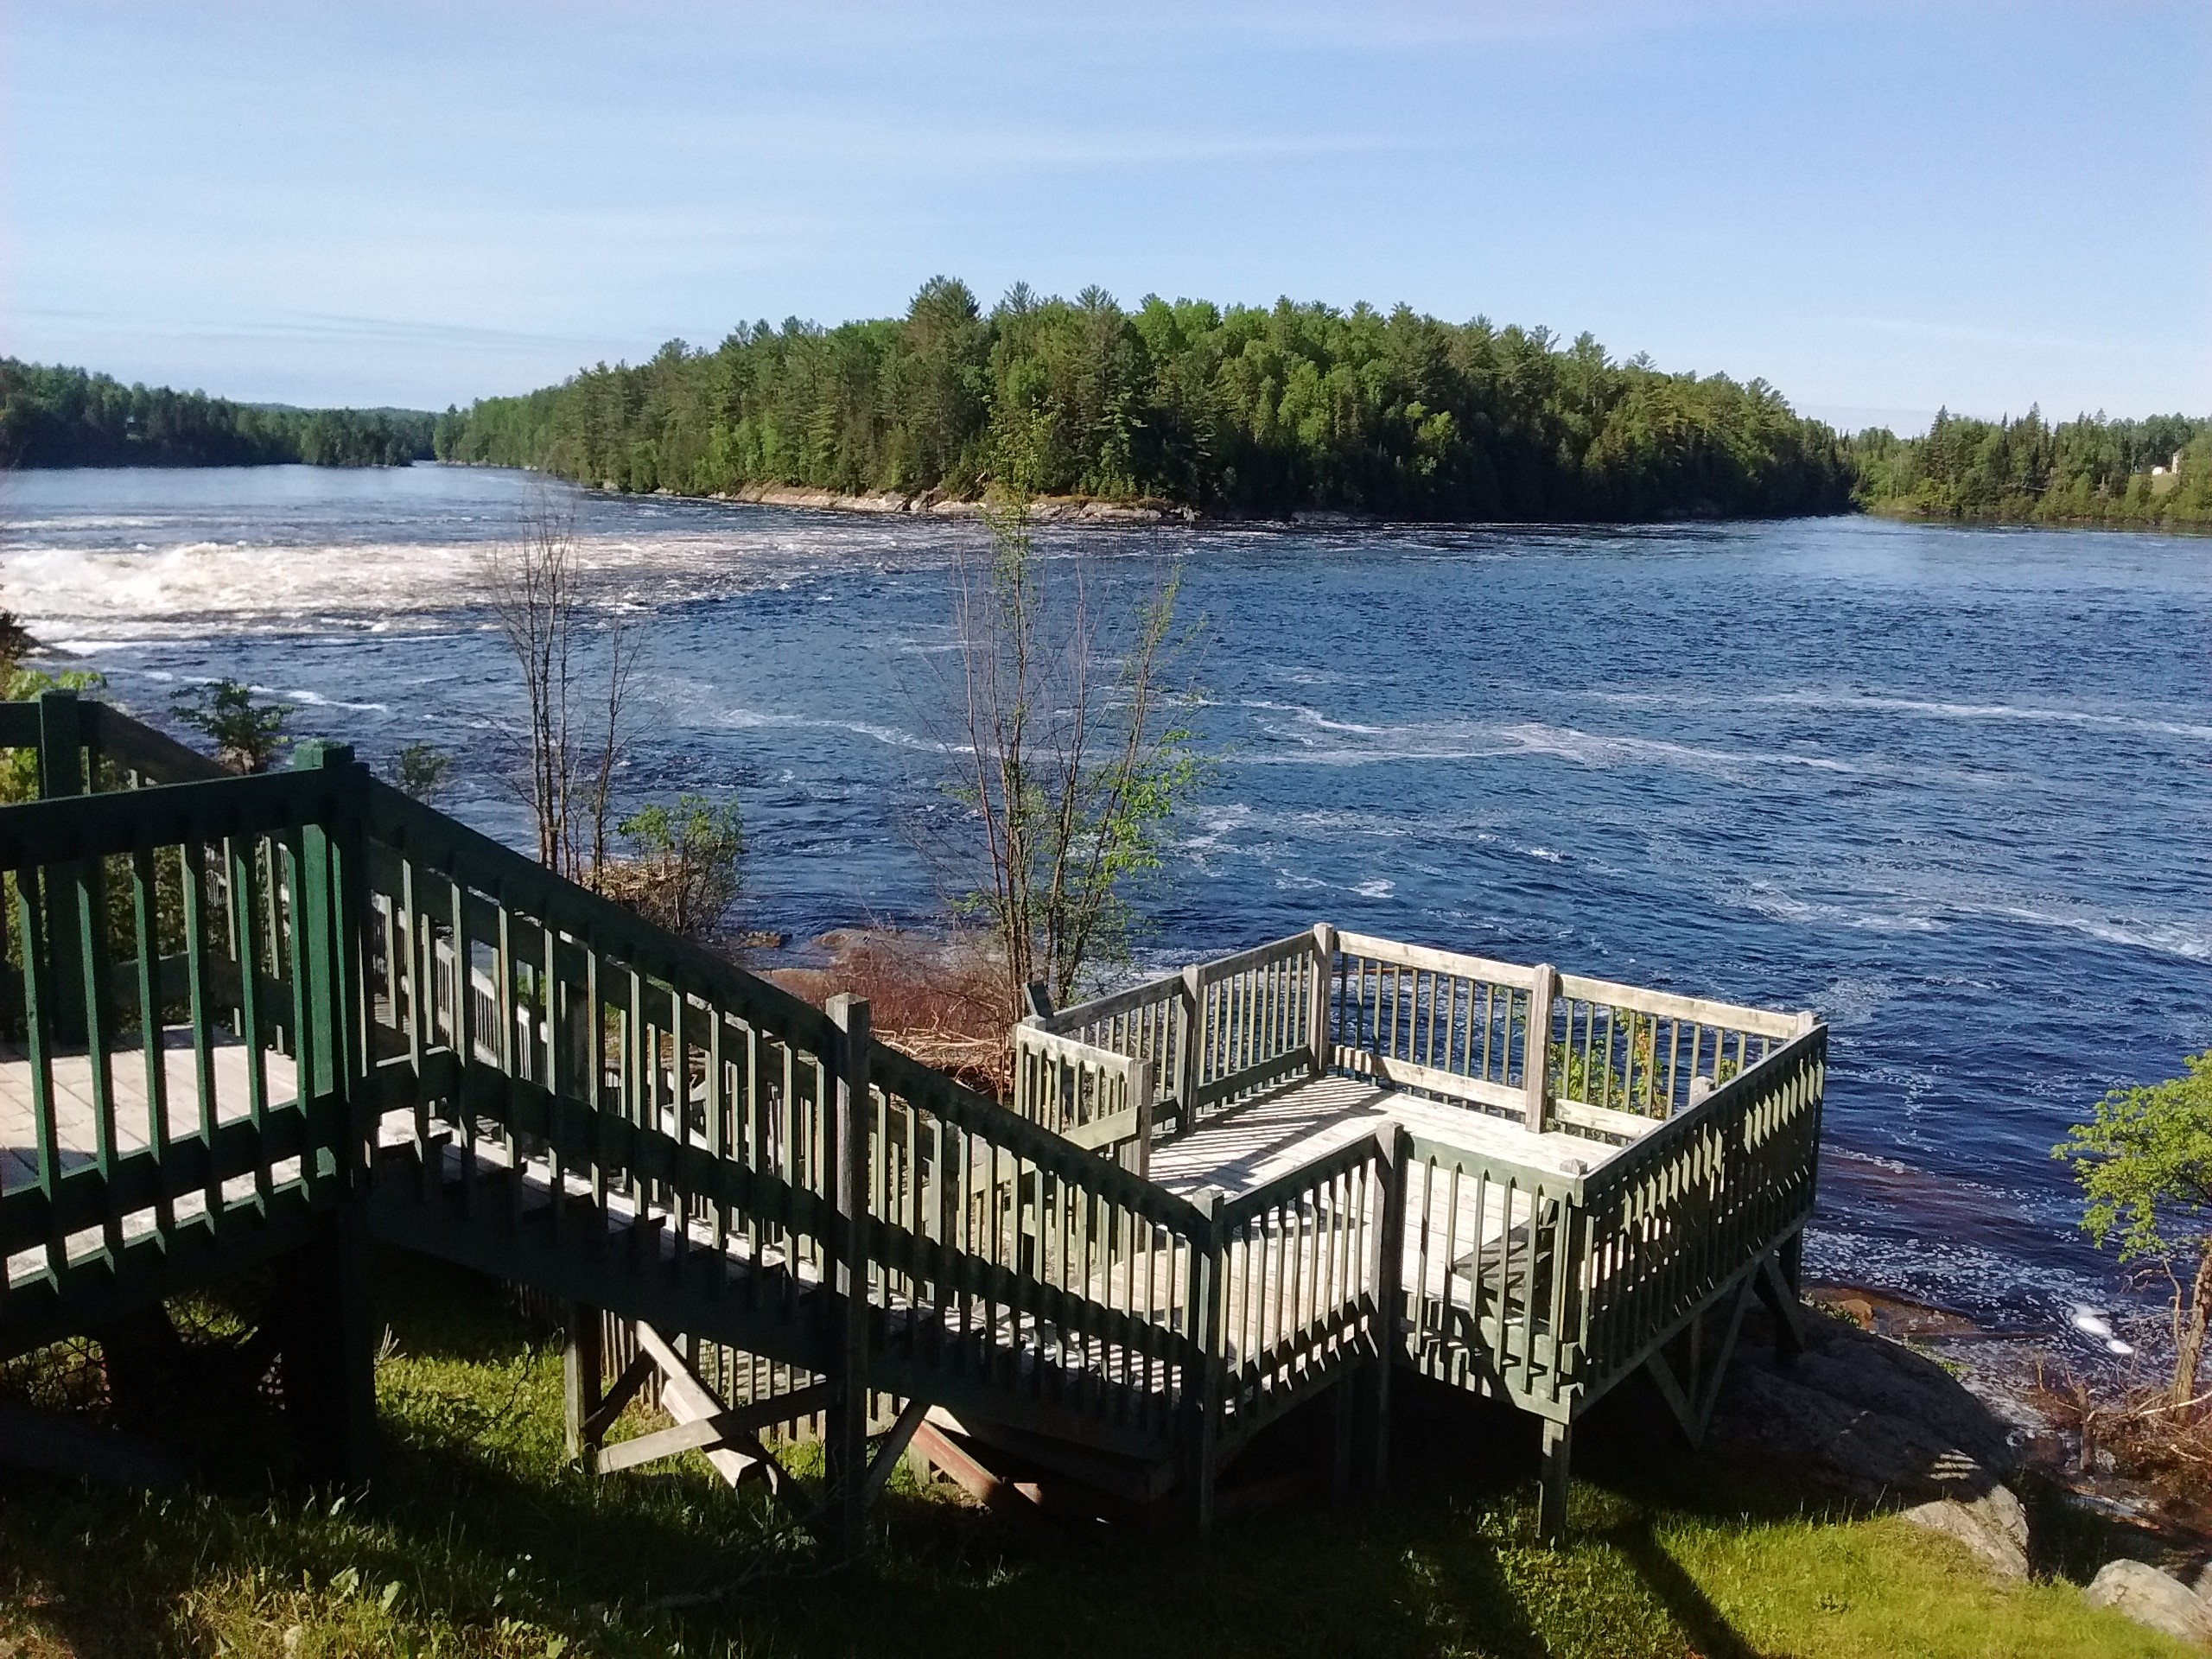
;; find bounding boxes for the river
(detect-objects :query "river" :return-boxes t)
[6,462,2208,1345]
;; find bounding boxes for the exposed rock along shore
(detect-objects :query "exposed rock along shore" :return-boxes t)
[693,483,1198,524]
[626,478,1379,526]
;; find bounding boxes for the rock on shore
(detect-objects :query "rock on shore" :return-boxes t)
[1708,1310,2031,1576]
[2083,1559,2212,1647]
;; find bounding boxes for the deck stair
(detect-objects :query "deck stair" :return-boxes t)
[0,693,1826,1548]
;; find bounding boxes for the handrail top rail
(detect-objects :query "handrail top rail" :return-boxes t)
[1554,969,1807,1042]
[0,763,346,868]
[871,1043,1205,1233]
[1333,930,1541,990]
[1036,970,1186,1034]
[1013,1020,1147,1077]
[1192,930,1319,985]
[1048,923,1811,1043]
[0,692,231,787]
[363,775,839,1052]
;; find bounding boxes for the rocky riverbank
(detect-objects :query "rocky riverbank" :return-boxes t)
[1765,1286,2212,1645]
[697,483,1197,524]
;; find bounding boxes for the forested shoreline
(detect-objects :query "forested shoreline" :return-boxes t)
[0,359,435,468]
[433,278,1857,521]
[1847,410,2210,527]
[10,289,2206,529]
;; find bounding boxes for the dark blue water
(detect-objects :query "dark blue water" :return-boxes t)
[9,464,2209,1340]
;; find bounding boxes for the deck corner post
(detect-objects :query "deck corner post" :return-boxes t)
[823,991,874,1558]
[1181,1187,1227,1534]
[35,689,88,1045]
[293,741,372,1184]
[34,687,86,801]
[1307,924,1336,1079]
[1128,1063,1155,1179]
[1537,1416,1573,1546]
[563,1301,606,1471]
[1523,965,1558,1135]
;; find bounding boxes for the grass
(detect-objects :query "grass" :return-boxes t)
[0,1257,2193,1659]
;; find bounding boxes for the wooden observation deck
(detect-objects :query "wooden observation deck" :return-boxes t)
[0,694,1824,1547]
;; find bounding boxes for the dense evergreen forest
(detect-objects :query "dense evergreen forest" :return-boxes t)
[0,359,435,468]
[433,278,1856,520]
[1847,410,2210,526]
[13,296,2204,530]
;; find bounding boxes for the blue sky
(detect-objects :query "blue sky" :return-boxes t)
[4,1,2206,430]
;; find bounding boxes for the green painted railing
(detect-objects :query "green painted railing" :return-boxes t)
[0,738,365,1346]
[0,698,1268,1478]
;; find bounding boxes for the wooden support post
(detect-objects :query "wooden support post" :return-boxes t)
[1329,1376,1355,1503]
[1537,1417,1572,1546]
[1307,924,1336,1079]
[1354,1127,1407,1494]
[823,993,872,1558]
[1778,1225,1805,1301]
[1181,1188,1226,1534]
[1754,1244,1807,1364]
[1522,965,1557,1135]
[563,1302,605,1470]
[274,1207,377,1485]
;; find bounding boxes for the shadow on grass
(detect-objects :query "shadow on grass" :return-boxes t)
[5,1263,2005,1659]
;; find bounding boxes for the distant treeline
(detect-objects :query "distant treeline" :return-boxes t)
[0,359,435,468]
[434,277,1855,520]
[1847,410,2210,527]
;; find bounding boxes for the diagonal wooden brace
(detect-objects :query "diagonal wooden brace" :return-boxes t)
[580,1351,658,1446]
[860,1397,931,1508]
[595,1388,833,1475]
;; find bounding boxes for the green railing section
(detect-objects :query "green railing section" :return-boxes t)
[0,738,367,1346]
[0,698,1321,1504]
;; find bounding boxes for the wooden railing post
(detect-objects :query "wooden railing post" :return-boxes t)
[1523,965,1557,1134]
[823,992,873,1557]
[1127,1063,1155,1179]
[1180,1187,1226,1533]
[1307,924,1336,1078]
[1176,964,1203,1128]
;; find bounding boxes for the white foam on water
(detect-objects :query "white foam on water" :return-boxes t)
[715,703,958,754]
[1971,901,2212,963]
[1764,690,2212,743]
[1734,886,1945,935]
[0,527,851,640]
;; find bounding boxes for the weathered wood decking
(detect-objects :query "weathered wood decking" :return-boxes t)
[0,692,1827,1549]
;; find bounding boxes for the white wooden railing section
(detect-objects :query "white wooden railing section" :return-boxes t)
[1015,925,1810,1151]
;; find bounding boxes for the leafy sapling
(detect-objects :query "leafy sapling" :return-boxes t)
[2056,1051,2212,1410]
[170,677,295,774]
